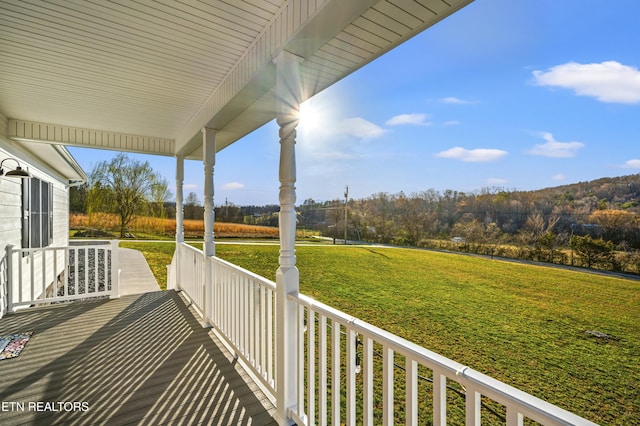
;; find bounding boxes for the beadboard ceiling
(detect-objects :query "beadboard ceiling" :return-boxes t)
[0,0,473,160]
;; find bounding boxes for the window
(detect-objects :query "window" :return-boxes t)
[22,177,53,248]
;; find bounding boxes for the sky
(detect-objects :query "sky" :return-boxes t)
[69,0,640,207]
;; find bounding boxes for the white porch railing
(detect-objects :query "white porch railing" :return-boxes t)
[5,240,120,312]
[208,255,277,393]
[174,243,205,314]
[174,242,277,398]
[291,294,598,426]
[173,242,598,426]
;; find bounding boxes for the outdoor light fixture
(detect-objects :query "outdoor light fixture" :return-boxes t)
[0,157,31,178]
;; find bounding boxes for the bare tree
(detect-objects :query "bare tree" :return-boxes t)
[520,213,559,260]
[149,178,172,218]
[589,209,638,244]
[452,219,484,252]
[88,153,165,238]
[184,191,203,220]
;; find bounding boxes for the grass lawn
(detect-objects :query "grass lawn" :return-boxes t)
[121,241,639,425]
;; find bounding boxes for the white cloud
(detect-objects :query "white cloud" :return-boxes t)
[552,173,566,181]
[622,159,640,169]
[435,147,508,162]
[338,117,386,138]
[222,182,244,190]
[527,132,584,158]
[443,120,461,126]
[441,97,476,105]
[487,177,507,185]
[184,183,198,190]
[532,61,640,104]
[386,113,432,126]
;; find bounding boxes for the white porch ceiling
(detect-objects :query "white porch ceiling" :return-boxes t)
[0,0,473,160]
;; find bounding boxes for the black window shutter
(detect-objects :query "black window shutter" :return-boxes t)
[49,183,53,243]
[30,177,41,248]
[21,177,53,249]
[41,180,50,247]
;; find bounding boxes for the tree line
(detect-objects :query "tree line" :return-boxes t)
[298,175,640,274]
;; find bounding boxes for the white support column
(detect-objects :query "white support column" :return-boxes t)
[202,128,216,258]
[274,50,303,426]
[175,156,185,244]
[202,128,216,328]
[174,156,185,291]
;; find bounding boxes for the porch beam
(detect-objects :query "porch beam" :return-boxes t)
[274,50,303,426]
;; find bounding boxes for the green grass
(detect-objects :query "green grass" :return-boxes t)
[215,244,639,425]
[120,242,639,425]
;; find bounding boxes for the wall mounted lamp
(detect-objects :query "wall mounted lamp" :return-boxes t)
[0,157,32,178]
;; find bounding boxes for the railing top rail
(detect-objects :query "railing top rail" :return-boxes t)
[292,292,598,426]
[209,255,277,290]
[178,241,205,256]
[10,243,115,254]
[177,242,277,290]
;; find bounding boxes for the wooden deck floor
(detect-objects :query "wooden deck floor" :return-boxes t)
[0,291,277,426]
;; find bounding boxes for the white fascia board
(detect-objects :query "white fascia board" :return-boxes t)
[8,119,175,157]
[52,144,87,185]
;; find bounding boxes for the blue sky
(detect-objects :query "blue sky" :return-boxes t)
[69,0,640,206]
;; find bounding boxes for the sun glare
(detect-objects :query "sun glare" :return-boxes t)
[297,93,342,140]
[299,99,322,131]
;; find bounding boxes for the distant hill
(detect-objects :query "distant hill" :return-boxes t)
[521,173,640,212]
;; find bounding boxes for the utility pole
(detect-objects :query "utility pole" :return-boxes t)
[344,185,348,244]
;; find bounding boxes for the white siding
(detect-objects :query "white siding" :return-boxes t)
[52,180,69,248]
[0,176,22,245]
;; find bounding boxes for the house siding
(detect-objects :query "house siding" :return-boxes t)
[52,181,70,247]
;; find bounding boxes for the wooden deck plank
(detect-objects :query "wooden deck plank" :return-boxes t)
[0,291,277,425]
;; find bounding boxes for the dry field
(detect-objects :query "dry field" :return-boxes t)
[70,213,279,238]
